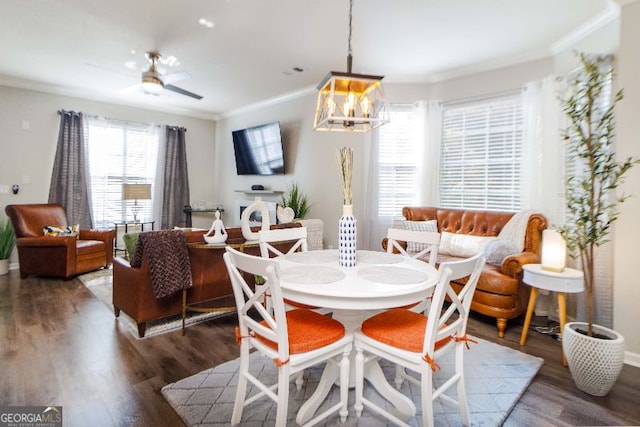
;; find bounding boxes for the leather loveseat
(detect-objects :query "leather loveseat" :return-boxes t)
[112,223,302,337]
[5,203,115,279]
[391,207,547,337]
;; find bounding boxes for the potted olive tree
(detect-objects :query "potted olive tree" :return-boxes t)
[559,53,638,396]
[0,216,16,275]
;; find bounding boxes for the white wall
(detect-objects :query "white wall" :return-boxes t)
[614,1,640,365]
[0,85,216,263]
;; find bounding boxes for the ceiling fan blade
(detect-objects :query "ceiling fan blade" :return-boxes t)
[164,84,203,100]
[120,83,142,94]
[161,71,191,85]
[85,62,137,78]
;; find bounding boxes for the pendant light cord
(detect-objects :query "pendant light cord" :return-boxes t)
[347,0,353,73]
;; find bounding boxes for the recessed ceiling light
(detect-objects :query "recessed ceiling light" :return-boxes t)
[198,18,215,28]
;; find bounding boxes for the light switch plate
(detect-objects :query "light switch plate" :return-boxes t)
[0,185,10,195]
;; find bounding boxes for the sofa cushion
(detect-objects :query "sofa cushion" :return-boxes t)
[402,220,438,252]
[123,232,141,259]
[452,263,519,296]
[76,239,107,255]
[439,231,498,258]
[43,224,79,237]
[484,239,521,266]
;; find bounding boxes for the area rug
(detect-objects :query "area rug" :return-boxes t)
[78,268,234,339]
[162,337,543,426]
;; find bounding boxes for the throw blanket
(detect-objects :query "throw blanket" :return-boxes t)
[498,209,537,251]
[130,230,192,299]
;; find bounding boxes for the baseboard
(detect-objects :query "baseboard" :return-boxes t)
[9,262,19,271]
[625,351,640,368]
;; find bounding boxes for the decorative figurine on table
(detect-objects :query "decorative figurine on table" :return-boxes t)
[204,210,228,244]
[276,205,295,224]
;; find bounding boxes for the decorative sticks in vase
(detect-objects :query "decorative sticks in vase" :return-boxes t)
[337,147,356,267]
[338,147,353,206]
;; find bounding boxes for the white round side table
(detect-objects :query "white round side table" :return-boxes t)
[519,263,584,365]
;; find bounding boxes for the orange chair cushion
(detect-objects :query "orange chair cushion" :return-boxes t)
[257,309,345,354]
[361,309,450,352]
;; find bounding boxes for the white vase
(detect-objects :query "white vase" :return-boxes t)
[563,322,625,396]
[241,197,271,241]
[0,259,9,275]
[338,205,357,267]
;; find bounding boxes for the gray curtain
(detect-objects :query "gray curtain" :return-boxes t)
[48,110,93,228]
[161,126,190,229]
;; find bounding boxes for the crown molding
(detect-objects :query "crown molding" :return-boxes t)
[220,85,315,119]
[551,0,620,55]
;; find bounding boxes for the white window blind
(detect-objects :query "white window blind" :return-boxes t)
[86,117,160,229]
[377,106,419,217]
[440,93,523,212]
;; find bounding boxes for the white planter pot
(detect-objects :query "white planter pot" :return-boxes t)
[0,259,9,275]
[563,322,625,396]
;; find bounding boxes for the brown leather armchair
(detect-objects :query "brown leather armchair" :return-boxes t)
[5,203,115,279]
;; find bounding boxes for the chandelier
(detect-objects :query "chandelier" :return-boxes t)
[313,0,389,132]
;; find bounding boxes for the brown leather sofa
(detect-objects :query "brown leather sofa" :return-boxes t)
[393,207,547,337]
[112,223,302,337]
[5,203,115,279]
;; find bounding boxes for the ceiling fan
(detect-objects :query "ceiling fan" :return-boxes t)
[135,51,203,100]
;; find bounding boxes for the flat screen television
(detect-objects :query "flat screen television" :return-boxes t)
[232,122,285,175]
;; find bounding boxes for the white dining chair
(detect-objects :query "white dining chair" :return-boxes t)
[353,252,485,427]
[223,246,353,427]
[258,226,331,312]
[386,227,441,266]
[386,227,441,314]
[259,226,308,258]
[258,226,326,389]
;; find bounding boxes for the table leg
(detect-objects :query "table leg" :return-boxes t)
[520,287,538,346]
[363,358,416,418]
[296,362,340,425]
[557,292,568,366]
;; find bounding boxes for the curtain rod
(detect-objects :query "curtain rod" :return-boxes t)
[84,113,163,129]
[443,88,521,108]
[58,111,186,131]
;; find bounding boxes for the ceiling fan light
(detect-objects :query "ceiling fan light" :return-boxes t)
[141,74,163,94]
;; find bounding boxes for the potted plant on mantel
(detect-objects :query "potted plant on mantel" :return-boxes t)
[280,182,311,220]
[0,216,16,275]
[559,53,638,396]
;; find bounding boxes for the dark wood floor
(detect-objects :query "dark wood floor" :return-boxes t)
[1,269,639,427]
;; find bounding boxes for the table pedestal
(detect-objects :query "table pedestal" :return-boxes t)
[296,309,416,425]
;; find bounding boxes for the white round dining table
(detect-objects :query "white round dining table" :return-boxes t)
[276,249,439,424]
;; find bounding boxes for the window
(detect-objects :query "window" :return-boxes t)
[440,93,523,211]
[86,117,161,229]
[377,105,419,217]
